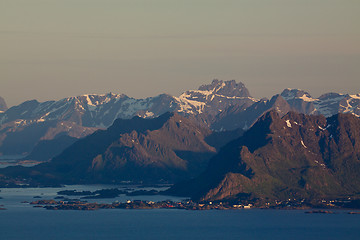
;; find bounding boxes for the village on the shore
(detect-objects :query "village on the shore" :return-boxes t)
[27,197,360,213]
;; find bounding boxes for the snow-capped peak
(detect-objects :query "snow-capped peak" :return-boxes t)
[174,80,256,115]
[281,88,316,102]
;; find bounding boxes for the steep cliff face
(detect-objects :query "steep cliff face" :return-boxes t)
[170,111,360,201]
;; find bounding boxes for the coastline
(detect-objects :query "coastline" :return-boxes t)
[1,184,360,212]
[27,198,360,212]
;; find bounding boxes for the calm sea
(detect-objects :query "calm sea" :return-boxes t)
[1,186,360,240]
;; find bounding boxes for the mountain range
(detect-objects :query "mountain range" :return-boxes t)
[1,109,359,205]
[0,112,242,185]
[0,80,359,203]
[0,80,359,159]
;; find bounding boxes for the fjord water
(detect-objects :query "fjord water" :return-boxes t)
[1,187,360,240]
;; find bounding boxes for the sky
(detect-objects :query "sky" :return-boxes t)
[1,0,360,107]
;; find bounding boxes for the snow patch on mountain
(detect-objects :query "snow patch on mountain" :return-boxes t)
[301,140,307,148]
[298,94,317,102]
[318,125,325,130]
[350,94,360,99]
[281,89,317,102]
[175,93,206,114]
[286,120,292,128]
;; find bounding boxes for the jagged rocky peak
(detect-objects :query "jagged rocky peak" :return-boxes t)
[198,79,251,98]
[175,80,256,118]
[280,88,314,101]
[268,94,291,115]
[248,109,283,134]
[66,92,128,106]
[0,96,8,112]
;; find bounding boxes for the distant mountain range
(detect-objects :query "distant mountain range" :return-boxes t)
[0,80,254,129]
[1,80,360,204]
[212,88,360,131]
[0,79,359,158]
[0,112,242,185]
[168,111,360,202]
[2,109,360,206]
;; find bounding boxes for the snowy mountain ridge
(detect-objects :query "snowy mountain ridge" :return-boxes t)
[1,80,359,131]
[281,89,360,117]
[0,79,254,128]
[0,80,359,156]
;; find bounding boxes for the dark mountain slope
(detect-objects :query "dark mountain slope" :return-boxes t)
[211,94,291,130]
[0,120,97,156]
[169,111,360,202]
[23,135,79,162]
[2,112,229,184]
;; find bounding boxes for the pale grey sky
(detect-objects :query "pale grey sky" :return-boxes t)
[1,0,359,106]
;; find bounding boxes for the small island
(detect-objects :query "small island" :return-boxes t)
[56,188,159,199]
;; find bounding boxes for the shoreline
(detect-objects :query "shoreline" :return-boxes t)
[2,185,360,211]
[28,198,360,212]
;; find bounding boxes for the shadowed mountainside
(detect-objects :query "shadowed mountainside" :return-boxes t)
[168,111,360,202]
[0,112,243,185]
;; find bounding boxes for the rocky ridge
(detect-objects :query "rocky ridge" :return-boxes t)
[212,89,360,130]
[0,80,254,156]
[2,112,243,184]
[169,111,360,202]
[0,80,359,157]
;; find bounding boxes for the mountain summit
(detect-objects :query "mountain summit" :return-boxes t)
[198,79,251,98]
[175,80,256,125]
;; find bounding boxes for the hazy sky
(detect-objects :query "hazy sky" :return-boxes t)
[1,0,359,107]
